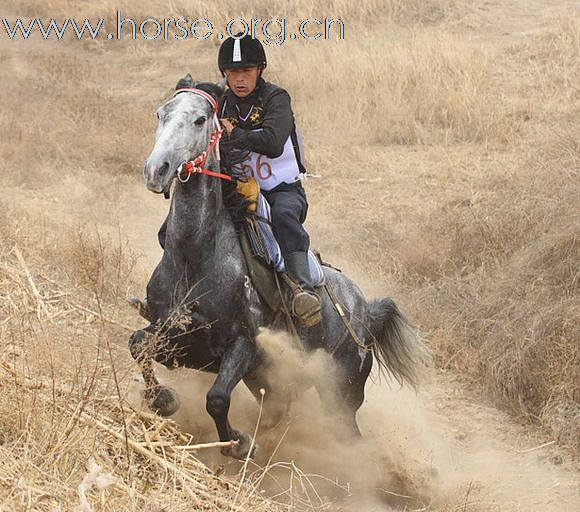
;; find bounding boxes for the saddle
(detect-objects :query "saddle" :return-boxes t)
[236,179,328,316]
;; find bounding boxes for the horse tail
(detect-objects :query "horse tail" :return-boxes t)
[368,298,430,389]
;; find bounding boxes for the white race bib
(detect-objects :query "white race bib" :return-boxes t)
[233,131,300,191]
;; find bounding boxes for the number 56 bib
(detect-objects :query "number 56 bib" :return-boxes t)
[232,130,301,191]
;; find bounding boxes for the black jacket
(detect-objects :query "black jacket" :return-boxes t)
[219,78,306,169]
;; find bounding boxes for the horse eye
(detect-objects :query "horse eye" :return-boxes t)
[194,116,206,126]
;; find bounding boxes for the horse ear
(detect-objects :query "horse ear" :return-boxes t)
[175,74,196,90]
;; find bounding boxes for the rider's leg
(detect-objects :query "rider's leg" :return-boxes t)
[263,182,322,327]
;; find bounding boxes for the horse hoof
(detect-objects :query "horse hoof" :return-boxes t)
[221,431,258,460]
[145,386,180,417]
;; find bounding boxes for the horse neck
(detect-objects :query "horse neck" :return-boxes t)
[167,156,231,263]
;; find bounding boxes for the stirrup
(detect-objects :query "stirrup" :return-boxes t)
[291,290,322,327]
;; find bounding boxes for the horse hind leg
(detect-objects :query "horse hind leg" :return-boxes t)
[317,381,364,440]
[243,371,293,429]
[129,327,180,417]
[316,344,372,440]
[338,371,367,438]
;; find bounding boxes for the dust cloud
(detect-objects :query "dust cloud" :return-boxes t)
[129,328,580,511]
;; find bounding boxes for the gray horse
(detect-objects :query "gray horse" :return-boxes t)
[129,77,429,460]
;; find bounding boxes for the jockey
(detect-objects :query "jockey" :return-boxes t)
[217,34,322,327]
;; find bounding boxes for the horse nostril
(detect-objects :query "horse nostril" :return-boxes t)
[147,162,170,181]
[158,162,170,177]
[145,160,171,187]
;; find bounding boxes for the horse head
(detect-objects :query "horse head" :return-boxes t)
[143,74,224,195]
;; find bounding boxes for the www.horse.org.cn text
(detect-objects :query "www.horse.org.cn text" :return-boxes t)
[2,13,346,45]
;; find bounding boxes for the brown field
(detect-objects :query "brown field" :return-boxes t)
[0,0,578,510]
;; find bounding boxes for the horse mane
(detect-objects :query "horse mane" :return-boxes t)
[194,81,225,102]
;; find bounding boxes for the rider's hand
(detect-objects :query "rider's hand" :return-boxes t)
[220,118,235,137]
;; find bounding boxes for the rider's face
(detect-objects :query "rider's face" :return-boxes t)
[225,67,261,98]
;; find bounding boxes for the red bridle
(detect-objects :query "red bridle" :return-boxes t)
[172,88,232,183]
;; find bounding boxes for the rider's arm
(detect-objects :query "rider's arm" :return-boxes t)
[228,89,294,158]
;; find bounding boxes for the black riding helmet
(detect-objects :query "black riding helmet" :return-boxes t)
[218,34,267,76]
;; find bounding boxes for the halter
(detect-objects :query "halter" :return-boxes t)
[172,88,232,183]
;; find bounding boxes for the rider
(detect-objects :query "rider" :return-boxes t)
[217,34,322,327]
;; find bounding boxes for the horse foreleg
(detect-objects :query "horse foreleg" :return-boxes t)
[206,336,258,460]
[129,327,180,417]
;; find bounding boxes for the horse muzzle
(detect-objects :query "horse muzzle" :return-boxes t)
[144,161,173,194]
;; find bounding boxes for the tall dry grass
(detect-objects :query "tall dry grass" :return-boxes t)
[399,17,580,453]
[0,207,300,511]
[1,0,506,186]
[279,28,515,145]
[12,0,457,25]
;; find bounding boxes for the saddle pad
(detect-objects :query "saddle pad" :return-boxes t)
[256,194,325,287]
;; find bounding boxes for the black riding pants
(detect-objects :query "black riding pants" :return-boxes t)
[262,181,310,258]
[157,181,310,255]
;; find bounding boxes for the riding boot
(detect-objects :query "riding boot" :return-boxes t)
[128,296,153,322]
[285,251,322,327]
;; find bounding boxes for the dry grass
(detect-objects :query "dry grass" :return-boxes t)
[1,0,480,180]
[400,18,580,454]
[13,0,457,25]
[0,214,305,511]
[280,28,515,145]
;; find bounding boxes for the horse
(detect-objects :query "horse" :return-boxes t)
[129,75,429,460]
